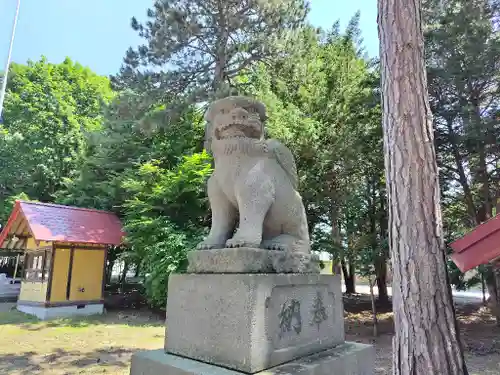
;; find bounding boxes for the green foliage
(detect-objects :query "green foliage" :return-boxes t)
[0,129,25,214]
[0,57,113,212]
[112,0,309,126]
[241,20,385,279]
[424,0,500,289]
[12,2,500,306]
[121,152,212,308]
[56,92,206,212]
[124,219,195,308]
[122,152,212,230]
[55,89,209,307]
[0,192,31,225]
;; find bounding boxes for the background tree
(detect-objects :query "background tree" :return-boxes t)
[243,20,386,296]
[0,9,392,310]
[0,57,113,222]
[57,90,209,306]
[424,0,500,323]
[121,152,212,307]
[378,0,468,373]
[112,0,309,130]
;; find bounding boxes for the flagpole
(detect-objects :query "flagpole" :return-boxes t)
[0,0,21,121]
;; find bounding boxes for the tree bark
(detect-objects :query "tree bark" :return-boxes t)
[368,174,390,304]
[495,267,500,327]
[481,271,487,305]
[496,189,500,215]
[375,260,390,304]
[120,261,129,293]
[106,259,114,284]
[485,265,500,325]
[378,181,390,303]
[341,260,356,294]
[134,263,141,278]
[377,0,469,374]
[368,275,379,337]
[330,203,343,276]
[444,118,477,223]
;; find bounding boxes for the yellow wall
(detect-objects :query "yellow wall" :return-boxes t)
[19,281,47,302]
[22,243,106,303]
[49,248,71,302]
[25,238,51,250]
[321,260,333,274]
[69,249,105,301]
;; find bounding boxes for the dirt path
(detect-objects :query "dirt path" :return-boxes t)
[343,295,500,374]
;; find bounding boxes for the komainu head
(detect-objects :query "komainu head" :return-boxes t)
[204,96,267,150]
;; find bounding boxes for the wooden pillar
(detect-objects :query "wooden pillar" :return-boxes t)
[46,244,57,302]
[66,246,75,300]
[12,253,20,280]
[20,252,27,280]
[101,247,108,300]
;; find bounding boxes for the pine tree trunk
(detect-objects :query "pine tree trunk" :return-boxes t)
[485,265,500,325]
[106,260,114,284]
[375,261,390,304]
[134,263,141,278]
[495,267,500,327]
[377,0,469,374]
[342,261,356,294]
[369,275,379,337]
[481,271,487,305]
[330,203,343,277]
[120,261,129,293]
[378,183,390,304]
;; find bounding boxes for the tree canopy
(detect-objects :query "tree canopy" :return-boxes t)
[1,0,499,315]
[0,57,113,222]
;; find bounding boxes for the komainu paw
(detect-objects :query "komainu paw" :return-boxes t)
[226,238,260,249]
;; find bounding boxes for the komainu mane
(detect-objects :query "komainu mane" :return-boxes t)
[197,96,310,253]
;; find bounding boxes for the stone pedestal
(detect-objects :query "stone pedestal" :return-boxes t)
[187,247,320,274]
[131,342,374,375]
[130,248,374,375]
[166,273,344,373]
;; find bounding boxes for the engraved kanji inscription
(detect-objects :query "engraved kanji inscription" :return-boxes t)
[310,291,328,330]
[278,299,302,339]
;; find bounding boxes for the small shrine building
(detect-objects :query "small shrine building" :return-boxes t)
[0,200,124,319]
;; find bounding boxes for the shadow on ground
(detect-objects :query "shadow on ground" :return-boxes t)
[0,305,164,329]
[342,294,500,356]
[0,347,134,375]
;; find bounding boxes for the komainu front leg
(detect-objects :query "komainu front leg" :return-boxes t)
[262,234,309,253]
[197,176,237,250]
[226,173,274,248]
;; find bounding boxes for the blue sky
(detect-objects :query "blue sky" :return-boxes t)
[0,0,378,77]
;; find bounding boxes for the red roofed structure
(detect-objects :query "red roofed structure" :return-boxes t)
[0,200,124,248]
[0,200,125,320]
[450,214,500,273]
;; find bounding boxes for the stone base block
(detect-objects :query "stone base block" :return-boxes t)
[165,273,344,373]
[187,248,320,274]
[130,342,375,375]
[16,303,104,320]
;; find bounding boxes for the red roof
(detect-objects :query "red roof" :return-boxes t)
[450,214,500,272]
[0,200,124,246]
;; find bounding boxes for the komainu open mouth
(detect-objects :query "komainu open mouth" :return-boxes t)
[215,123,261,140]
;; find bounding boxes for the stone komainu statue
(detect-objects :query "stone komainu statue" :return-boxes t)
[197,96,310,253]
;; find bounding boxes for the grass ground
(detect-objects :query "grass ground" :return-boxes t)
[0,298,499,374]
[0,305,164,375]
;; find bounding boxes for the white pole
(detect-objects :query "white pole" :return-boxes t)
[0,0,21,120]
